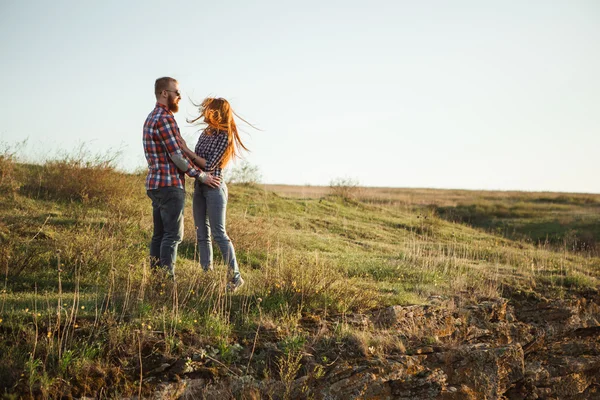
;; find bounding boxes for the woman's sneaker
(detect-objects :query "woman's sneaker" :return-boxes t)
[227,276,245,292]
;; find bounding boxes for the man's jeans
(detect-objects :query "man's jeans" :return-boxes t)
[193,181,240,280]
[147,186,185,276]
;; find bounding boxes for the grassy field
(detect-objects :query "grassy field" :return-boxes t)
[0,151,599,398]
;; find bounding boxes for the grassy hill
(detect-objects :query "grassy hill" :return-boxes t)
[0,153,599,397]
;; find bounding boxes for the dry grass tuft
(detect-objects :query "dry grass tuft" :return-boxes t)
[36,159,132,205]
[0,141,22,194]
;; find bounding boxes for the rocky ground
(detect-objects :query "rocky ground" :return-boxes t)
[142,287,600,400]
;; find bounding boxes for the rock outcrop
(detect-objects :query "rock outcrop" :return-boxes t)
[150,289,600,399]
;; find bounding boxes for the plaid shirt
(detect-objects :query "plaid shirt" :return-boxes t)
[194,128,229,178]
[143,103,201,190]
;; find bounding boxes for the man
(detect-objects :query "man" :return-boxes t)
[143,77,220,277]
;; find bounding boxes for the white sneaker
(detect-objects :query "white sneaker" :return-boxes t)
[227,276,245,292]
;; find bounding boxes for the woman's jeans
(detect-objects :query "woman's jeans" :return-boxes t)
[147,186,185,276]
[193,181,240,280]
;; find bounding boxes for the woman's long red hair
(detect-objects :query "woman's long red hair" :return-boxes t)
[188,97,250,168]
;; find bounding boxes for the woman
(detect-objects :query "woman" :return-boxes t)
[181,97,249,292]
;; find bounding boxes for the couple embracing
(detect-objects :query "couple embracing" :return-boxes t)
[142,77,247,292]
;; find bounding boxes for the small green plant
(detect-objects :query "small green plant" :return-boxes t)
[312,363,325,379]
[25,357,43,394]
[277,351,303,400]
[217,341,243,364]
[279,333,306,355]
[58,350,74,376]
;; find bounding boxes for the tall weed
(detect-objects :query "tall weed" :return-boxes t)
[0,141,24,194]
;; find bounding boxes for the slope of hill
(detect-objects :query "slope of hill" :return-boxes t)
[0,157,599,398]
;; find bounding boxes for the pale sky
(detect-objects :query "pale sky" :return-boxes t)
[1,0,598,193]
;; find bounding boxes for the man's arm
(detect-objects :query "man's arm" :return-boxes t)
[156,116,220,187]
[156,116,197,173]
[178,136,207,169]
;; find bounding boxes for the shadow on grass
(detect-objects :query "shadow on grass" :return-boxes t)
[178,239,225,265]
[6,271,78,292]
[434,204,600,252]
[179,239,266,270]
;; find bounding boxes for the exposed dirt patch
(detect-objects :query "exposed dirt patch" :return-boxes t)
[142,288,600,399]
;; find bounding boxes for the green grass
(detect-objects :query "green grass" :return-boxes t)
[0,154,599,397]
[432,196,600,252]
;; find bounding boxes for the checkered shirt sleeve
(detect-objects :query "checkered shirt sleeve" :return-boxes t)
[143,104,201,190]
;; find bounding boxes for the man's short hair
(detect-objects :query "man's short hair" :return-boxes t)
[155,77,178,97]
